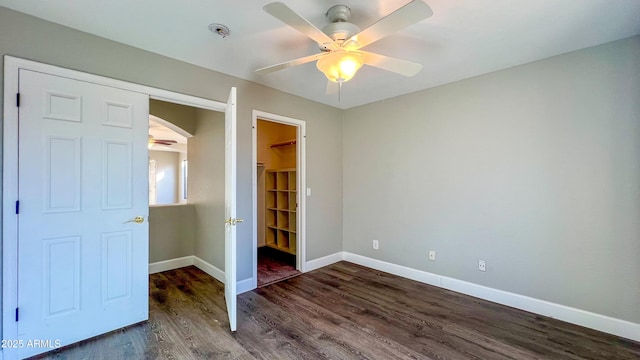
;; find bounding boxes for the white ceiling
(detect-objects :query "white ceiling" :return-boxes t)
[2,0,639,109]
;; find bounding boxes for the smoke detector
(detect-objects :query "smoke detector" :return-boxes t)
[208,23,230,38]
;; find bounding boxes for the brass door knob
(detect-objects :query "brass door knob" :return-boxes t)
[125,216,144,224]
[224,218,244,226]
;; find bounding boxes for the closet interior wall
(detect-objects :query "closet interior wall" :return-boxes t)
[257,120,297,249]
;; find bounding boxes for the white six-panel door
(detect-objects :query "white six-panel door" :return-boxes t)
[17,69,149,358]
[224,87,238,332]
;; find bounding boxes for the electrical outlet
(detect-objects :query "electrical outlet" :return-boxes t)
[478,259,486,272]
[428,250,436,261]
[372,239,379,250]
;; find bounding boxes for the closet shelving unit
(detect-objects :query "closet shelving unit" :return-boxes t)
[265,168,296,255]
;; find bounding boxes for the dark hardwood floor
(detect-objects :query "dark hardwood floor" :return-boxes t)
[34,262,639,359]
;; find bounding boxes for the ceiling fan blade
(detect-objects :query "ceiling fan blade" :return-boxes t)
[361,51,423,77]
[264,2,337,50]
[256,52,328,74]
[152,139,178,144]
[345,0,433,50]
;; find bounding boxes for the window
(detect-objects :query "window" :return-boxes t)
[181,159,188,200]
[149,159,157,205]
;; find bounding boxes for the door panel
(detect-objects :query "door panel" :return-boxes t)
[44,136,81,212]
[102,140,132,209]
[17,69,149,359]
[43,236,81,317]
[101,231,132,302]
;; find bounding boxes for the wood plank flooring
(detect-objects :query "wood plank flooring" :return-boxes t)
[33,262,639,359]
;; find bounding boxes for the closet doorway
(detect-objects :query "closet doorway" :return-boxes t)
[252,111,306,289]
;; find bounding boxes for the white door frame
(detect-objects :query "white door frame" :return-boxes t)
[251,110,307,289]
[2,56,227,358]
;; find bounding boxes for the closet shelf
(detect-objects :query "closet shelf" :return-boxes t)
[265,169,297,255]
[269,139,296,148]
[267,207,296,212]
[267,225,296,233]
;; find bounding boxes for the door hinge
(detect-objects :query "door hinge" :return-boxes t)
[15,200,20,215]
[15,307,19,322]
[16,93,20,107]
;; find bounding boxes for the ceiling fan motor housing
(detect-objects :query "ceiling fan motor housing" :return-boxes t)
[326,4,351,22]
[318,4,361,50]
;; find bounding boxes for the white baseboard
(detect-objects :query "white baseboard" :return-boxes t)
[342,252,640,342]
[192,256,225,284]
[305,252,345,272]
[343,253,442,286]
[149,256,195,274]
[149,256,253,295]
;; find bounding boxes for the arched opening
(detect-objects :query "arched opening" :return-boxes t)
[148,114,192,205]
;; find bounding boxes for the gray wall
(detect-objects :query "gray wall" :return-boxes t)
[188,109,226,268]
[342,36,640,323]
[149,205,195,263]
[0,6,343,303]
[150,99,197,135]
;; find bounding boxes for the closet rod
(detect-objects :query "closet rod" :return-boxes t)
[269,139,296,148]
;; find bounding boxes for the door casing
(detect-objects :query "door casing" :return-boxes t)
[2,56,231,359]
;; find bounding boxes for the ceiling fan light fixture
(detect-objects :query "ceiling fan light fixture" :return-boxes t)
[316,51,363,83]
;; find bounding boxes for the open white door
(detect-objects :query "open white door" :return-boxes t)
[224,87,239,331]
[16,70,149,358]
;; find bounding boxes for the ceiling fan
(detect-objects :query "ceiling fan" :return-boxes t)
[148,135,177,147]
[256,1,433,90]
